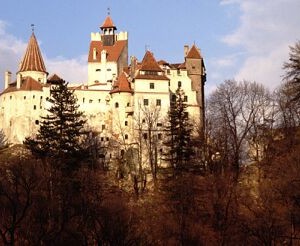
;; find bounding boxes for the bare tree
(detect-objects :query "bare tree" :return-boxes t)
[206,80,271,178]
[0,158,38,245]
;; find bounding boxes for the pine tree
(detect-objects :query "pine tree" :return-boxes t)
[164,87,194,171]
[283,41,300,104]
[24,80,87,170]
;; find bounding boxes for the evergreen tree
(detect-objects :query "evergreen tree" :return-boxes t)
[283,41,300,104]
[24,80,87,169]
[164,87,193,171]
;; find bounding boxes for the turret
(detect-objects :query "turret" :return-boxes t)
[100,15,117,46]
[17,31,48,84]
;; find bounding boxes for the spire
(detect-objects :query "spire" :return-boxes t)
[18,32,47,73]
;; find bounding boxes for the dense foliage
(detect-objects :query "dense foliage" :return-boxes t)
[24,80,87,170]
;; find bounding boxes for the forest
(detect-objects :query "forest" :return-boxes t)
[0,42,299,245]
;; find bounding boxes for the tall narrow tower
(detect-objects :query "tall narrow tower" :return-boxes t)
[185,45,206,133]
[88,15,128,86]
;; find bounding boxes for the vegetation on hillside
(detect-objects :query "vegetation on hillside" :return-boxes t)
[0,41,299,245]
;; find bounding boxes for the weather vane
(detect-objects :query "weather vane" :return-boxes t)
[107,7,111,15]
[31,24,35,33]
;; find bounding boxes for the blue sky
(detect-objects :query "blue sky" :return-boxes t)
[0,0,299,94]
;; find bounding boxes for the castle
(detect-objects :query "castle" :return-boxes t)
[0,15,206,160]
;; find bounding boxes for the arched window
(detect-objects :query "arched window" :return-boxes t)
[115,102,119,108]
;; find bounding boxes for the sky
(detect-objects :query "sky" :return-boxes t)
[0,0,299,95]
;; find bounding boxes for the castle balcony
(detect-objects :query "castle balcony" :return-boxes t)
[125,106,133,114]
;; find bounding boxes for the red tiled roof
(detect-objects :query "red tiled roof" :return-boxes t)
[101,16,116,30]
[19,33,47,73]
[0,76,43,95]
[20,77,43,91]
[178,62,186,69]
[110,72,133,94]
[48,73,62,81]
[140,51,163,72]
[88,40,127,62]
[186,45,201,59]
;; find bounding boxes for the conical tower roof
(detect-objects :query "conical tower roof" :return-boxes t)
[101,15,116,30]
[19,33,47,73]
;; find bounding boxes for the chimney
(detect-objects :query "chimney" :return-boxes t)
[184,45,189,57]
[130,56,137,78]
[101,50,107,63]
[16,73,21,89]
[5,71,11,89]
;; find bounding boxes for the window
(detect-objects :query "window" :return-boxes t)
[157,123,162,127]
[33,95,35,99]
[125,121,128,126]
[35,120,39,125]
[106,137,109,141]
[24,96,26,100]
[98,99,101,103]
[158,133,162,140]
[101,137,104,141]
[178,81,182,87]
[102,125,105,130]
[115,102,119,108]
[40,96,43,99]
[150,83,155,89]
[172,95,176,102]
[167,69,170,74]
[143,133,148,140]
[127,102,130,106]
[33,105,36,110]
[144,99,149,106]
[192,66,196,69]
[89,99,93,103]
[107,68,111,71]
[168,81,170,86]
[10,96,12,100]
[125,134,128,140]
[156,99,161,106]
[177,70,181,75]
[83,98,85,103]
[184,96,188,102]
[96,69,101,72]
[142,119,146,123]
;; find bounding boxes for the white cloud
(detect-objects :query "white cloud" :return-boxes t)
[46,56,87,84]
[0,20,87,90]
[220,0,300,90]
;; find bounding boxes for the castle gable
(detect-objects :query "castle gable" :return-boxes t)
[88,40,127,63]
